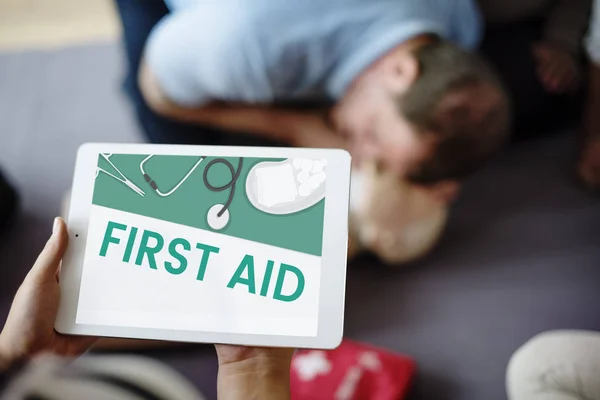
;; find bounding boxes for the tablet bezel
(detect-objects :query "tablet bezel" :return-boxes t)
[55,143,350,349]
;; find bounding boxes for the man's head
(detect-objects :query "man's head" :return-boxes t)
[332,36,511,203]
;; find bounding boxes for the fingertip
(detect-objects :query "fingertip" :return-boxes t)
[53,217,69,244]
[53,217,66,234]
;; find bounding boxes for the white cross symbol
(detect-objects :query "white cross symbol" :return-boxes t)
[293,351,332,381]
[358,351,381,371]
[334,352,382,400]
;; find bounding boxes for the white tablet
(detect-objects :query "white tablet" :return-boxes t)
[56,143,351,350]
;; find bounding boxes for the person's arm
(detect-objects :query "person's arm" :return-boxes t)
[576,1,600,189]
[139,61,347,150]
[543,0,593,56]
[583,64,600,142]
[216,347,293,400]
[577,64,600,189]
[531,0,592,93]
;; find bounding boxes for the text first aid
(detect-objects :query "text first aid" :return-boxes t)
[99,221,305,302]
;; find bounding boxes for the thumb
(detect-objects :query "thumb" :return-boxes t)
[29,217,69,281]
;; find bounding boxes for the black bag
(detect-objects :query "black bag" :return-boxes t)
[0,169,18,239]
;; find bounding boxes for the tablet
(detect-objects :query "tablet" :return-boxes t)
[56,143,351,349]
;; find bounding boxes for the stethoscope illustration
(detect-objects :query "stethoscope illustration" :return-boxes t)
[96,154,146,197]
[139,155,204,197]
[139,154,244,230]
[96,153,244,229]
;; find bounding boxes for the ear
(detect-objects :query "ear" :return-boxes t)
[382,51,419,93]
[421,181,461,204]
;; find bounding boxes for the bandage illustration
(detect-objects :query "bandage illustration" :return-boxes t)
[246,158,327,215]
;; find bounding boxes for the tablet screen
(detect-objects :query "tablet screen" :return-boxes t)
[75,153,328,337]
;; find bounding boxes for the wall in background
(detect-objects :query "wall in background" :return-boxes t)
[0,0,120,51]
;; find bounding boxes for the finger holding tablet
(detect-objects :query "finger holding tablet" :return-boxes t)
[0,218,97,370]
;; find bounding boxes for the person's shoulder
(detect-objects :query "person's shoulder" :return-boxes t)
[154,0,257,45]
[163,0,221,11]
[419,0,481,27]
[446,0,483,49]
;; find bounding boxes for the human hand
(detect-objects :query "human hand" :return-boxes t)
[215,345,294,400]
[0,218,97,371]
[533,44,581,94]
[577,139,600,191]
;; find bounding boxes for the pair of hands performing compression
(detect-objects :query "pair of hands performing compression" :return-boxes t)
[0,218,294,400]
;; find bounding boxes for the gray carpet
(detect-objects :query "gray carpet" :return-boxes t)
[0,42,599,400]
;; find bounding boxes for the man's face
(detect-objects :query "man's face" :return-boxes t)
[332,88,433,179]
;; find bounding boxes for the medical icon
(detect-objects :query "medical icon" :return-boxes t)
[246,158,327,215]
[203,157,244,230]
[140,155,204,197]
[137,155,244,231]
[97,154,325,229]
[96,153,146,197]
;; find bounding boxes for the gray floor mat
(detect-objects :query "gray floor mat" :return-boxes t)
[0,42,599,400]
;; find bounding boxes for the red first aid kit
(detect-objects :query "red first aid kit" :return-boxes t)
[290,340,416,400]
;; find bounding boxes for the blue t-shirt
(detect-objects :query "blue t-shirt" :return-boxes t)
[146,0,483,107]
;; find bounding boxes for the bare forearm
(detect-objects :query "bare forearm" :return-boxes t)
[140,60,297,144]
[157,104,347,149]
[218,364,291,400]
[139,60,347,149]
[154,102,298,144]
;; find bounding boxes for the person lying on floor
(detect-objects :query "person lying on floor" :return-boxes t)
[138,0,511,204]
[0,218,294,400]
